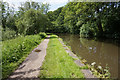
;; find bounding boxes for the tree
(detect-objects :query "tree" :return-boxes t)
[0,1,10,29]
[18,1,49,14]
[47,2,120,39]
[47,7,63,21]
[16,9,50,35]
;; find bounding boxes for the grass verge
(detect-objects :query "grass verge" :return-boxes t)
[39,35,85,78]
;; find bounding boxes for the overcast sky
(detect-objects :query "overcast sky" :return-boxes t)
[3,0,68,11]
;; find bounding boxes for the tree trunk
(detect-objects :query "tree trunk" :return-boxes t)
[97,18,103,33]
[2,19,6,29]
[96,6,103,36]
[2,11,6,29]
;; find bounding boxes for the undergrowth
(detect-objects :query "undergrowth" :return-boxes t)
[2,32,46,79]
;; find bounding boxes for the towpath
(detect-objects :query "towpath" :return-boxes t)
[8,35,50,79]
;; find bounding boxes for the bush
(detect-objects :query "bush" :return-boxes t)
[39,32,47,38]
[2,28,17,41]
[2,34,43,79]
[80,24,94,38]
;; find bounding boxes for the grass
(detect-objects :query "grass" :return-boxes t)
[59,36,111,79]
[2,32,47,79]
[39,35,85,78]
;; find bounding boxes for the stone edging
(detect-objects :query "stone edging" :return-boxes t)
[58,38,97,79]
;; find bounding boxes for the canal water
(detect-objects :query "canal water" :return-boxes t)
[58,34,119,78]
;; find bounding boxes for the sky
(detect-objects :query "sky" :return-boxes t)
[3,0,69,11]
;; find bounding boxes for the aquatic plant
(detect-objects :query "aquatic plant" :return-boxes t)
[90,62,111,78]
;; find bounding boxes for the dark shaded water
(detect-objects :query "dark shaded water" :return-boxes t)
[58,34,119,78]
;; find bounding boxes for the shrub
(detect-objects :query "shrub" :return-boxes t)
[80,23,97,38]
[2,28,17,41]
[39,32,47,38]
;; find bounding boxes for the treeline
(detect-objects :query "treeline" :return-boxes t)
[0,1,51,41]
[47,2,120,39]
[1,1,120,39]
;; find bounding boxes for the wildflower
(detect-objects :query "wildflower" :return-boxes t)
[89,47,92,49]
[18,33,20,36]
[98,66,102,69]
[91,62,96,66]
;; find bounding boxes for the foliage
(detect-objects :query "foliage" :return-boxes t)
[6,15,18,31]
[2,1,119,39]
[80,23,98,38]
[47,2,120,39]
[0,1,17,30]
[90,62,111,78]
[0,1,10,29]
[39,35,84,78]
[2,34,46,79]
[0,1,50,40]
[46,7,64,33]
[18,1,49,14]
[2,28,17,41]
[16,9,51,35]
[39,32,47,38]
[47,7,63,22]
[80,24,93,38]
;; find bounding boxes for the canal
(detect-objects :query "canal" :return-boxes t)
[58,34,119,78]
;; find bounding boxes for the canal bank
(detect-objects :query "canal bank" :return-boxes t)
[39,35,96,78]
[57,33,119,78]
[58,38,96,78]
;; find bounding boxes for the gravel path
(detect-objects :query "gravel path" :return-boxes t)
[8,36,50,79]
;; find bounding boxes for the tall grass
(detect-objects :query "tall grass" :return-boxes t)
[2,33,46,79]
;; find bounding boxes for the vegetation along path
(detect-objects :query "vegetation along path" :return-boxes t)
[8,34,95,79]
[8,35,50,79]
[58,37,96,79]
[39,35,95,79]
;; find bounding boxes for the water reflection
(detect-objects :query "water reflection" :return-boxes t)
[58,34,119,78]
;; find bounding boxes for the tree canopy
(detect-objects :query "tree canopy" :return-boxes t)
[47,2,120,39]
[0,1,51,40]
[1,1,120,40]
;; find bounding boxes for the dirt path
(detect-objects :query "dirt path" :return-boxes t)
[8,36,50,79]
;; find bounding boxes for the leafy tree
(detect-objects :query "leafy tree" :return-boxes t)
[0,1,10,29]
[47,7,63,22]
[16,9,50,35]
[18,1,49,14]
[48,2,120,39]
